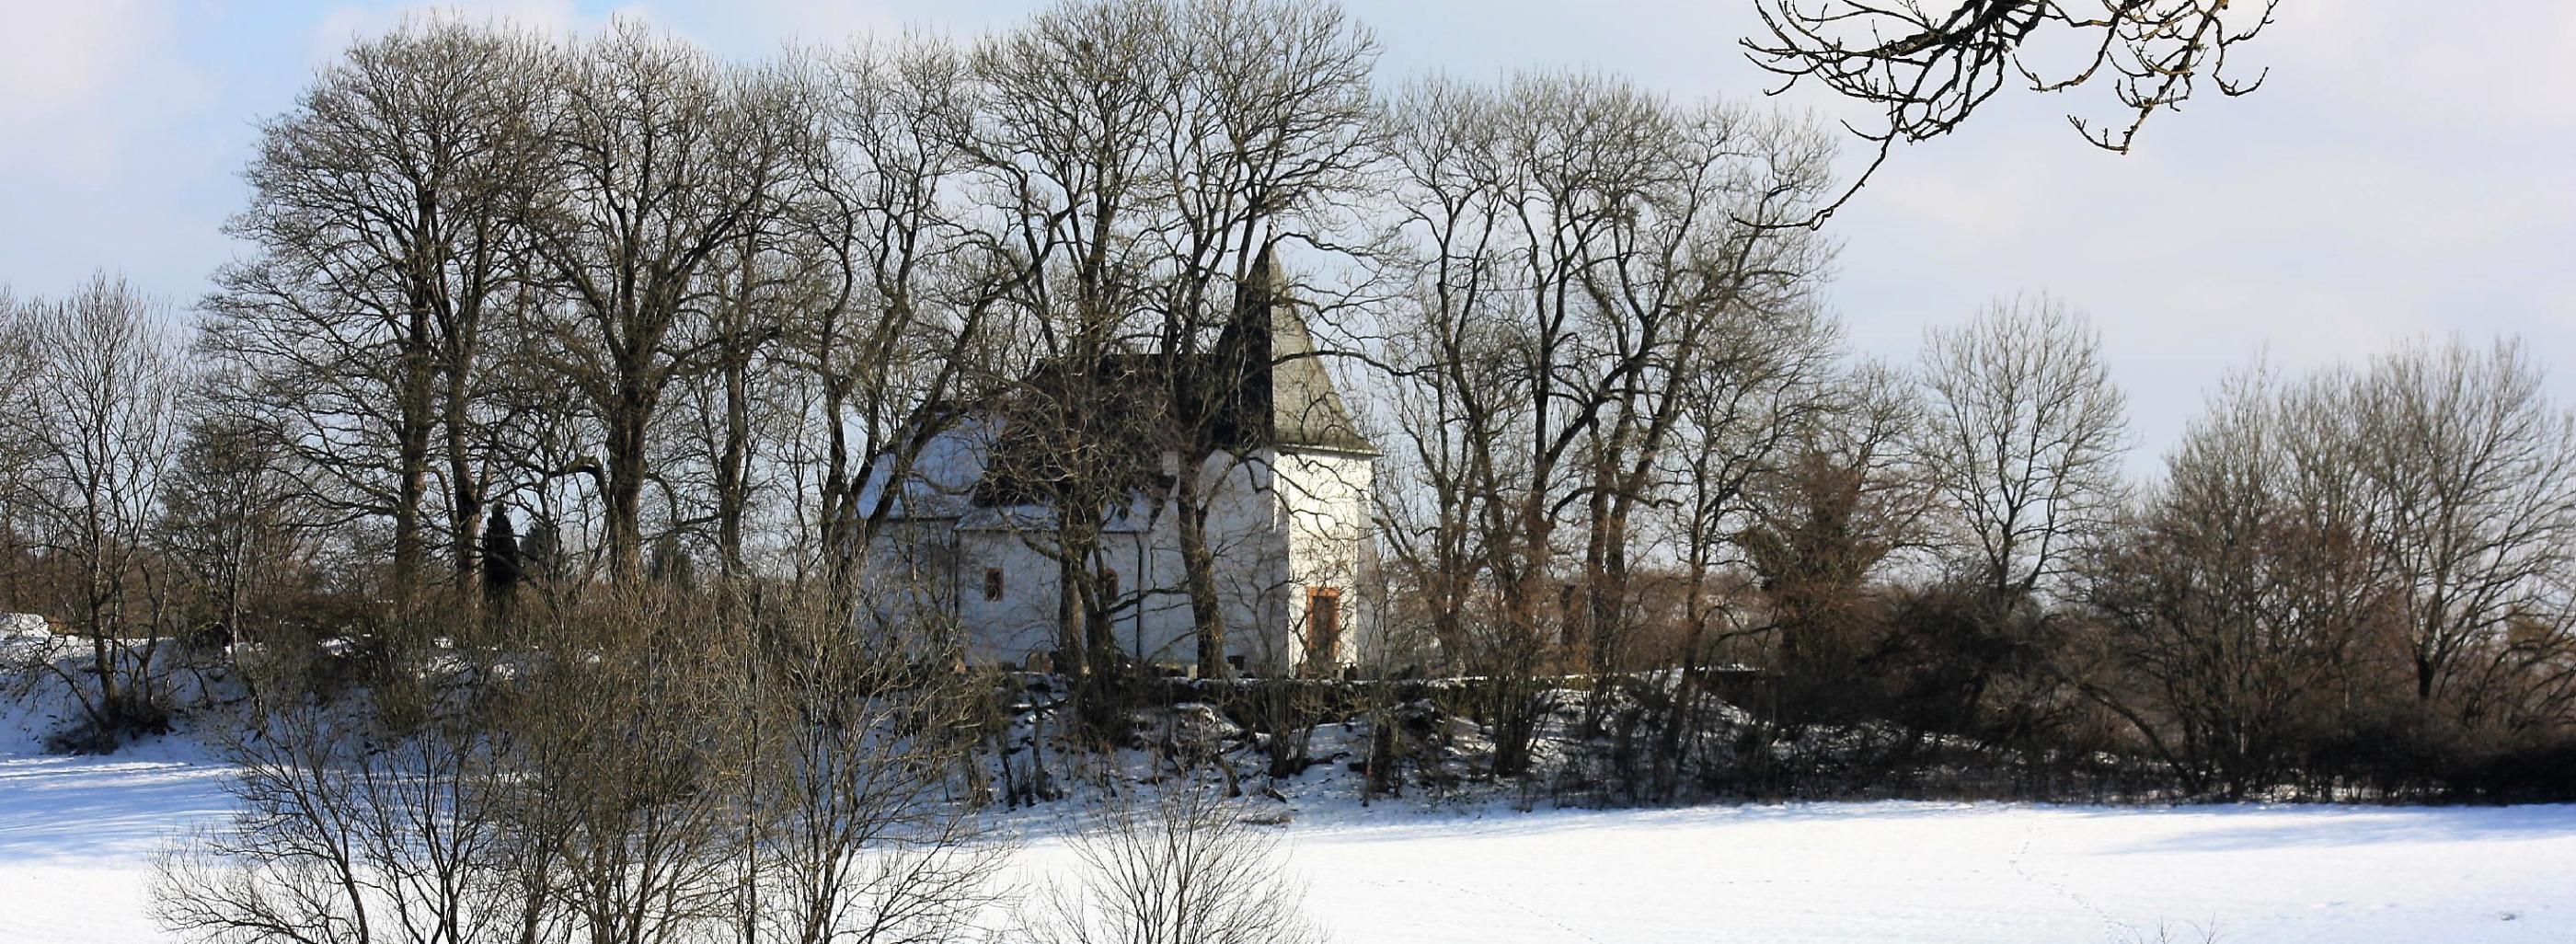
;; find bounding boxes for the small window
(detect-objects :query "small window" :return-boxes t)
[983,568,1005,601]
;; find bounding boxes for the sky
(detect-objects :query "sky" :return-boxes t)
[3,0,2570,478]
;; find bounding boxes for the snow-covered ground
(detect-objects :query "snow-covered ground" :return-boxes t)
[1274,802,2575,943]
[0,752,235,944]
[6,747,2573,944]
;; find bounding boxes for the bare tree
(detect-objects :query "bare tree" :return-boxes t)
[2077,366,2382,796]
[1012,788,1324,944]
[1746,0,2281,213]
[1886,295,2128,759]
[0,286,34,605]
[523,20,788,581]
[743,588,1012,944]
[158,582,1009,944]
[202,20,551,600]
[3,274,190,748]
[1562,111,1837,680]
[1737,361,1930,704]
[1916,295,2128,603]
[1580,288,1848,801]
[1141,0,1378,680]
[962,0,1189,695]
[776,34,1031,613]
[1374,70,1838,775]
[158,392,317,652]
[153,653,542,944]
[648,58,843,587]
[2076,342,2576,793]
[2335,340,2576,712]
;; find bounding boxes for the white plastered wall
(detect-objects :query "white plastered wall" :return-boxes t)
[1274,447,1374,672]
[866,438,1373,675]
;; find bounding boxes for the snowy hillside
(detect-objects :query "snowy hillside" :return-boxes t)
[6,746,2573,944]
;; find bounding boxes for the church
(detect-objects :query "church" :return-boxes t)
[857,254,1378,676]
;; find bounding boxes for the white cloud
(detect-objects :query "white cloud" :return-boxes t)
[0,2,135,111]
[293,0,915,67]
[734,0,902,46]
[305,0,586,60]
[2276,2,2576,132]
[0,0,190,181]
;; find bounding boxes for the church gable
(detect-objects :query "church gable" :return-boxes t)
[863,248,1376,674]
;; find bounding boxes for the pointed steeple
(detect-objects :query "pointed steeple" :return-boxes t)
[1227,245,1376,456]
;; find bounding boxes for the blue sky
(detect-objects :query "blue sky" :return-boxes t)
[5,1,2571,475]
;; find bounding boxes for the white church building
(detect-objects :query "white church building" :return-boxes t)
[857,259,1377,675]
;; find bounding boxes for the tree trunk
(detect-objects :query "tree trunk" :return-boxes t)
[717,342,751,579]
[394,310,436,593]
[446,398,483,607]
[604,389,650,581]
[1177,462,1229,678]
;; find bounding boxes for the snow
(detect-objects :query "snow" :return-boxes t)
[1265,802,2576,943]
[0,754,232,944]
[6,743,2573,944]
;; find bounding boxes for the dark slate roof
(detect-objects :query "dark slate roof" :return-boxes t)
[963,249,1375,510]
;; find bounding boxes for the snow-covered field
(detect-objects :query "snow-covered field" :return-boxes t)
[1276,802,2574,943]
[6,746,2573,944]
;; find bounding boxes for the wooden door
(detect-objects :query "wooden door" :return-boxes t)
[1305,587,1341,667]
